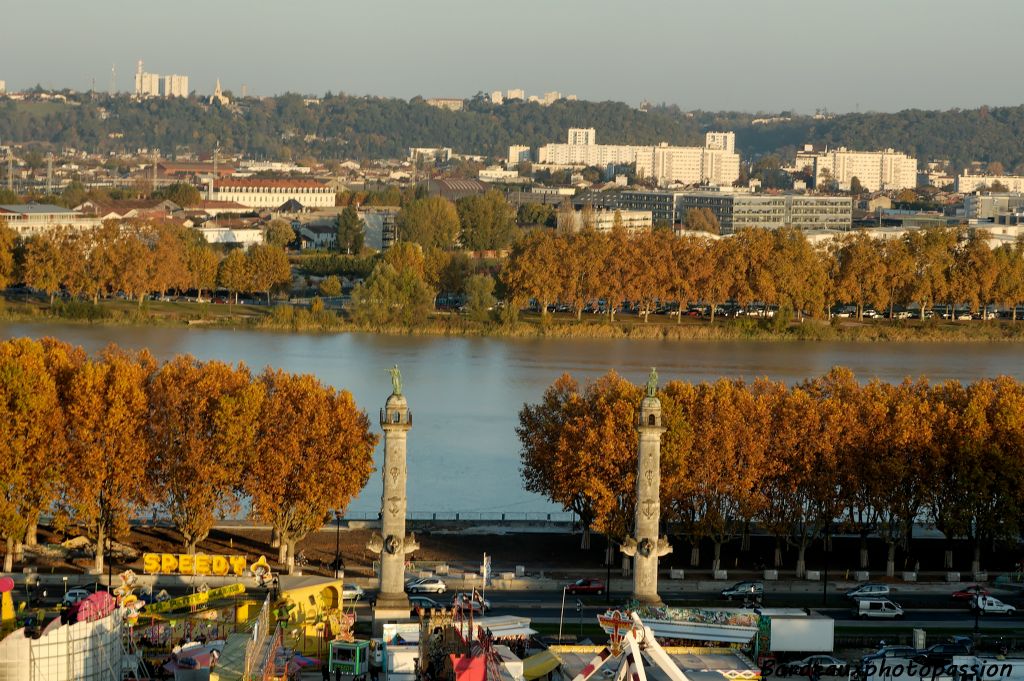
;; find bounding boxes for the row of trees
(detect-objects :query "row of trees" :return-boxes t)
[519,369,1024,576]
[0,338,377,573]
[503,226,1024,321]
[396,191,518,251]
[2,221,294,305]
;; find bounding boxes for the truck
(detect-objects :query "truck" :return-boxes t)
[755,609,834,657]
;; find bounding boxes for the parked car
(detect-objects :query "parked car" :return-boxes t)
[782,655,848,677]
[846,583,890,600]
[410,596,442,614]
[452,592,490,613]
[62,588,91,607]
[913,642,971,665]
[972,595,1016,615]
[857,598,903,619]
[873,645,918,658]
[341,584,365,601]
[408,578,447,594]
[952,585,989,601]
[720,581,764,600]
[565,578,605,595]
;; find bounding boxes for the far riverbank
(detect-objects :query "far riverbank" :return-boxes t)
[4,294,1024,343]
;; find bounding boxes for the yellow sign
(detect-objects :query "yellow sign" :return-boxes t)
[145,584,246,614]
[143,553,249,576]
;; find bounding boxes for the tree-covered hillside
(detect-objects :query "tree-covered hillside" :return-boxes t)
[2,92,1023,172]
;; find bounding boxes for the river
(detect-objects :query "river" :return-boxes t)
[2,321,1022,515]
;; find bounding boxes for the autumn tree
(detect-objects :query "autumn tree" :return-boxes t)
[0,224,15,289]
[21,231,67,303]
[0,339,65,571]
[348,262,434,327]
[396,196,460,249]
[245,370,377,572]
[147,221,190,297]
[247,243,293,304]
[518,372,642,550]
[264,219,296,249]
[994,243,1024,320]
[457,190,517,250]
[502,230,563,317]
[683,207,720,235]
[110,229,154,305]
[904,227,956,319]
[217,248,251,304]
[833,231,887,318]
[318,275,343,297]
[60,347,155,572]
[184,236,220,300]
[463,274,496,323]
[148,356,265,553]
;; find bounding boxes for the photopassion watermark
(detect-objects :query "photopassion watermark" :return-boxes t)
[761,659,1016,680]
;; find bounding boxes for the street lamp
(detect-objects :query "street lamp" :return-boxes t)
[62,576,68,596]
[558,585,568,641]
[334,511,343,580]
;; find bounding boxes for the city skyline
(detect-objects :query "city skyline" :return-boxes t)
[2,0,1022,113]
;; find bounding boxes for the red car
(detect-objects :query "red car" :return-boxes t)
[565,578,605,595]
[952,585,989,601]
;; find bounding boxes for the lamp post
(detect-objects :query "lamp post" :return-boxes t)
[558,586,568,641]
[334,511,342,580]
[62,576,68,596]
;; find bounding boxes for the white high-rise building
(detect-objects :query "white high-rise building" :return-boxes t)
[506,88,525,101]
[507,145,531,166]
[490,90,504,105]
[0,81,6,95]
[957,174,1024,193]
[536,128,740,187]
[811,147,918,192]
[161,74,189,97]
[704,131,735,153]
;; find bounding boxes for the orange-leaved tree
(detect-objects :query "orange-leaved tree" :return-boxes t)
[148,356,265,554]
[246,369,377,572]
[61,346,155,572]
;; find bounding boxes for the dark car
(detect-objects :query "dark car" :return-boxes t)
[721,581,764,600]
[565,578,605,595]
[410,596,441,614]
[912,643,971,665]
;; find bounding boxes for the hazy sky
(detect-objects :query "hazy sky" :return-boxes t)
[3,0,1021,113]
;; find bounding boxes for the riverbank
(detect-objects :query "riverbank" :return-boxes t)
[4,293,1024,342]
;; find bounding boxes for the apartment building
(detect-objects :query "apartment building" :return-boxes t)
[425,98,464,112]
[161,74,189,98]
[957,174,1024,193]
[211,179,335,209]
[536,129,740,187]
[810,147,918,192]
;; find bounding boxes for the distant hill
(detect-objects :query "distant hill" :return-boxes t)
[2,93,1023,172]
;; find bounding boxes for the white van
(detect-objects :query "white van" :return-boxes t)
[857,598,904,619]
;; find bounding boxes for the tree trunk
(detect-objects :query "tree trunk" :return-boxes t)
[944,547,954,569]
[286,540,297,574]
[24,515,38,548]
[271,527,281,549]
[580,525,591,550]
[278,539,288,565]
[972,541,981,575]
[3,537,13,572]
[886,541,896,578]
[95,524,105,574]
[795,545,807,578]
[14,539,23,563]
[859,535,869,569]
[741,523,751,552]
[690,544,700,568]
[620,553,631,577]
[712,541,722,573]
[773,540,783,568]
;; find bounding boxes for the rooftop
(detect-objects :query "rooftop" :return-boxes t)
[214,179,328,189]
[0,203,75,215]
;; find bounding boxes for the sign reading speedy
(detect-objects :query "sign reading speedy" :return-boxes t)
[143,553,249,576]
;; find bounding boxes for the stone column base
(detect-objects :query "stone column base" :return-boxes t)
[632,592,663,606]
[372,594,412,636]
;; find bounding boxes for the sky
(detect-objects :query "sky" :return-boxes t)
[3,0,1022,113]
